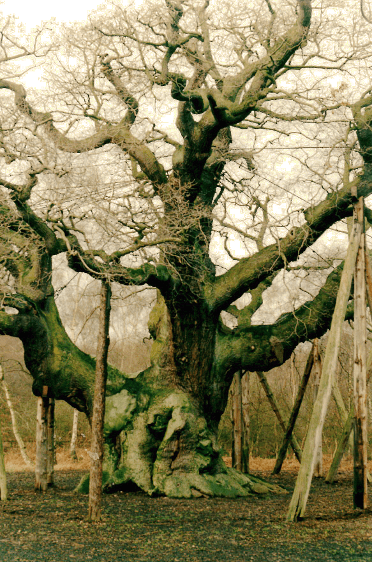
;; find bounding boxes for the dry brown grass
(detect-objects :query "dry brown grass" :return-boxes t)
[4,446,90,472]
[6,448,371,477]
[223,453,372,475]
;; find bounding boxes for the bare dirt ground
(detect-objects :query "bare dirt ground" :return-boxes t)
[1,450,372,562]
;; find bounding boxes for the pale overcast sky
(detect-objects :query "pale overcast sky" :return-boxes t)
[1,0,104,28]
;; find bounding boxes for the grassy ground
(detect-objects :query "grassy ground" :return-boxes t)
[1,451,372,562]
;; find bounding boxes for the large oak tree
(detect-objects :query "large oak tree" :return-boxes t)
[1,0,372,497]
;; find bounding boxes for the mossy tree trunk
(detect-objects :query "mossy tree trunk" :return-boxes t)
[0,258,360,498]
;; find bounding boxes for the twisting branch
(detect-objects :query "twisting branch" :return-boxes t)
[99,54,139,125]
[361,0,372,23]
[0,79,167,188]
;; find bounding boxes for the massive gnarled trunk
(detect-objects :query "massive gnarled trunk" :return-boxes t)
[2,287,284,497]
[0,252,349,499]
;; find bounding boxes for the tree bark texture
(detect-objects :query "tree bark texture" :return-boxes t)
[231,372,243,471]
[353,196,368,510]
[312,340,323,478]
[0,418,7,501]
[88,280,111,522]
[47,398,55,487]
[287,219,362,522]
[326,352,372,484]
[70,409,79,461]
[241,372,250,473]
[365,243,372,311]
[35,394,48,492]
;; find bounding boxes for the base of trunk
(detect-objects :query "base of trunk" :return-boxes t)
[76,388,285,498]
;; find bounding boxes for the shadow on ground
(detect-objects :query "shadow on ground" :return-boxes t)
[1,469,372,562]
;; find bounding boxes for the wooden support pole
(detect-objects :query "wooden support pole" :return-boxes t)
[364,244,372,313]
[326,354,372,484]
[313,339,323,477]
[89,280,111,522]
[353,196,368,509]
[47,398,55,487]
[256,370,302,464]
[35,389,49,492]
[231,372,243,471]
[70,409,79,461]
[286,221,362,522]
[272,344,314,474]
[241,372,250,473]
[326,236,372,486]
[0,418,7,501]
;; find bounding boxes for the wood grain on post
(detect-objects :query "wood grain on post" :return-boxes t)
[47,398,55,487]
[241,372,250,473]
[35,395,48,492]
[326,228,372,485]
[312,339,323,477]
[353,196,367,510]
[88,280,111,522]
[231,372,243,471]
[70,409,79,461]
[0,418,7,501]
[286,220,362,522]
[326,353,372,484]
[364,245,372,312]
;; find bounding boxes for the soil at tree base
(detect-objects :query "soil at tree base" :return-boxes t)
[1,467,372,562]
